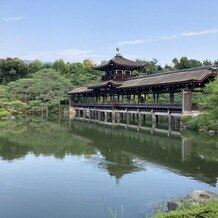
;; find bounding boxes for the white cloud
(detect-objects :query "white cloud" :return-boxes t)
[182,29,218,37]
[21,49,102,62]
[117,28,218,46]
[117,39,145,46]
[3,16,26,21]
[160,34,178,40]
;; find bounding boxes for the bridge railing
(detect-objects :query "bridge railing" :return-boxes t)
[71,102,182,109]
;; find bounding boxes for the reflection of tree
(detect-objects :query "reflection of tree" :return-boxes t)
[71,121,218,186]
[0,119,96,160]
[0,118,217,186]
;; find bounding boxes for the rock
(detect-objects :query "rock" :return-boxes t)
[187,190,218,203]
[207,130,215,135]
[167,199,180,211]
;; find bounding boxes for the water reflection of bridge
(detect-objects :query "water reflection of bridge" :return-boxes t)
[0,118,217,186]
[70,120,218,186]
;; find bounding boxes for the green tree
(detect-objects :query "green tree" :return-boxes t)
[136,59,163,75]
[7,69,72,114]
[199,77,218,110]
[188,77,218,132]
[52,59,67,76]
[0,58,29,84]
[202,59,213,66]
[173,57,202,70]
[29,59,43,74]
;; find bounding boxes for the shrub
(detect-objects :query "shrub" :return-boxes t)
[0,109,10,118]
[1,101,28,114]
[180,115,192,123]
[188,113,218,132]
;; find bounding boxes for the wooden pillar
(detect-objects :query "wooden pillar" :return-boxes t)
[182,89,192,113]
[83,108,85,119]
[152,110,156,129]
[112,110,115,125]
[153,93,156,103]
[88,108,91,121]
[117,111,120,124]
[168,112,172,134]
[138,94,141,104]
[137,109,142,130]
[169,92,174,104]
[156,93,159,103]
[94,108,97,122]
[144,93,147,103]
[110,95,112,103]
[126,109,129,128]
[104,111,107,122]
[98,109,101,122]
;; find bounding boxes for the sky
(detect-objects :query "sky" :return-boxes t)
[0,0,218,65]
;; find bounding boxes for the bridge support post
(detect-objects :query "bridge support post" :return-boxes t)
[168,112,172,134]
[97,109,100,122]
[83,108,86,119]
[182,89,192,114]
[116,111,120,124]
[126,109,129,128]
[137,109,142,130]
[152,110,156,129]
[94,108,97,122]
[104,111,107,122]
[112,110,115,125]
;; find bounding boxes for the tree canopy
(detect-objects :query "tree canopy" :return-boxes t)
[6,69,71,112]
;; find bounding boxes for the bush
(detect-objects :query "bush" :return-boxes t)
[0,109,10,118]
[155,201,218,218]
[188,113,218,132]
[180,115,192,123]
[1,101,28,114]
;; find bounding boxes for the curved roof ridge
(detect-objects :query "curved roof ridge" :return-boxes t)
[126,65,216,81]
[94,55,144,70]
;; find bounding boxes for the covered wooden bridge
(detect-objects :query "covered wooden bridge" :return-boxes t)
[68,54,217,129]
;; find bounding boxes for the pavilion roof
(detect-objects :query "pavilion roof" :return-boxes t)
[68,86,93,94]
[94,54,144,71]
[68,66,217,95]
[118,67,217,89]
[87,79,124,89]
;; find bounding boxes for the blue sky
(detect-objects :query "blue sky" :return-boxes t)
[0,0,218,64]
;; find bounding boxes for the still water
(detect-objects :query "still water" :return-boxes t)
[0,117,217,218]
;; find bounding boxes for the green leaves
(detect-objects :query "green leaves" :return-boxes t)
[6,69,71,112]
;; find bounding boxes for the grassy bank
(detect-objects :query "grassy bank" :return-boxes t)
[154,201,218,218]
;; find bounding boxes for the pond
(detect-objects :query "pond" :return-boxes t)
[0,116,217,218]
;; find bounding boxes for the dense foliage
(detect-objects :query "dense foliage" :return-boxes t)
[6,69,71,113]
[185,77,218,132]
[0,58,29,84]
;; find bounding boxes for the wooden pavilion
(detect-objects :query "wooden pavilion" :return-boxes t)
[68,53,217,129]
